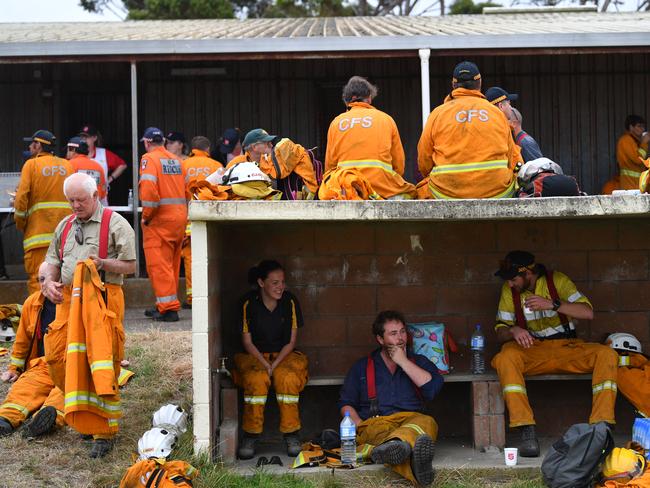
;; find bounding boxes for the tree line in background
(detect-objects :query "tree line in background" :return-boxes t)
[79,0,640,20]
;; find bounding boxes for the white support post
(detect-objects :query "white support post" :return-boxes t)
[419,48,431,129]
[130,60,140,277]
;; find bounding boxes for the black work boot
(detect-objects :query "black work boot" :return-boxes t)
[371,439,412,465]
[22,406,57,438]
[153,310,179,322]
[89,438,114,458]
[411,435,435,486]
[0,417,13,436]
[238,434,258,460]
[520,425,540,457]
[144,307,157,317]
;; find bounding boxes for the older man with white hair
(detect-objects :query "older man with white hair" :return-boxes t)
[41,172,136,458]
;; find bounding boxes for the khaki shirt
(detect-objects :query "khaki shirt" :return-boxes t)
[45,202,136,286]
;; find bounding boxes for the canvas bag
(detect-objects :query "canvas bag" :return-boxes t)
[406,322,458,374]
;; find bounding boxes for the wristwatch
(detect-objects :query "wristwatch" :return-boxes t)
[552,299,561,311]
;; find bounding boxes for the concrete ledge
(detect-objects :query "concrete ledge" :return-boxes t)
[189,195,650,222]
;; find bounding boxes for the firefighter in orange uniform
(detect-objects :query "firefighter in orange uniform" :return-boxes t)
[14,130,72,295]
[139,127,187,322]
[66,137,107,202]
[320,76,415,200]
[0,262,64,438]
[417,61,521,199]
[41,172,136,458]
[616,115,650,190]
[606,333,650,418]
[181,136,223,307]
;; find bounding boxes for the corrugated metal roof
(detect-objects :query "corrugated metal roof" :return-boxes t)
[1,12,650,57]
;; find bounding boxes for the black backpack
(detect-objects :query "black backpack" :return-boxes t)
[541,423,615,488]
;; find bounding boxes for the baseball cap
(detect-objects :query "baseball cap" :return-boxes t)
[78,124,98,137]
[242,129,276,149]
[219,128,241,154]
[452,61,481,83]
[494,250,536,280]
[485,86,519,105]
[23,129,56,146]
[166,131,185,143]
[67,136,89,154]
[140,127,164,142]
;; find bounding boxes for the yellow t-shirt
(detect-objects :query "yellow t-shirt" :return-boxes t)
[494,271,591,338]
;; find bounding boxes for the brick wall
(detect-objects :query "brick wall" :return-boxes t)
[219,217,650,376]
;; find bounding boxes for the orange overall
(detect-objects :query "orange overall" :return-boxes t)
[617,132,648,190]
[321,102,416,200]
[491,271,617,427]
[0,291,64,428]
[140,146,187,313]
[181,150,223,305]
[14,153,72,294]
[417,88,521,199]
[616,353,650,418]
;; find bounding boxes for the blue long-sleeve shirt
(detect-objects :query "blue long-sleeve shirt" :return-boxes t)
[338,348,444,420]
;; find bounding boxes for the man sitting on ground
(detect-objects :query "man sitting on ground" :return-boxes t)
[492,250,618,457]
[338,310,443,486]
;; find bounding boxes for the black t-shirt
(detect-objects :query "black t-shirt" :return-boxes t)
[238,290,304,353]
[37,298,56,358]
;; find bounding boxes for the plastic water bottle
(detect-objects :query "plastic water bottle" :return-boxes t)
[471,324,486,374]
[127,189,134,209]
[340,411,356,466]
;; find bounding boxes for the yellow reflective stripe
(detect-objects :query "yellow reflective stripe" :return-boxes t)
[404,423,426,435]
[14,209,26,218]
[108,418,119,427]
[503,384,527,395]
[67,342,87,354]
[10,356,25,368]
[0,402,29,416]
[90,360,114,373]
[185,466,197,477]
[243,395,267,405]
[339,160,395,174]
[358,444,373,462]
[291,300,297,329]
[242,300,250,334]
[64,391,121,413]
[428,177,516,200]
[621,168,643,178]
[23,233,54,250]
[26,201,70,217]
[277,394,299,404]
[639,148,647,158]
[592,380,617,394]
[429,159,508,175]
[619,356,630,367]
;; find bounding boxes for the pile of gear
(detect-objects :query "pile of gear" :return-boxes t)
[0,304,21,343]
[120,404,199,488]
[188,162,281,201]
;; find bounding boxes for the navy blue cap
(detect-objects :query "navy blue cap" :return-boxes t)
[485,86,519,105]
[166,131,185,143]
[141,127,164,142]
[452,61,481,83]
[219,128,241,154]
[23,129,56,145]
[495,251,535,280]
[67,136,89,154]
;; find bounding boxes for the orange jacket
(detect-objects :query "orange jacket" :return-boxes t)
[139,145,187,225]
[417,88,520,199]
[14,152,72,252]
[617,133,648,190]
[259,138,319,195]
[64,259,122,436]
[8,291,43,374]
[70,154,107,200]
[182,149,223,187]
[120,459,198,488]
[318,167,381,200]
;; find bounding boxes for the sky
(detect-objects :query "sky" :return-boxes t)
[0,0,643,22]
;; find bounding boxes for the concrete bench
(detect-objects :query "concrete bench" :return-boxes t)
[218,371,592,462]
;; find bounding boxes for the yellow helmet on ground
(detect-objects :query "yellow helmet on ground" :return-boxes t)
[602,447,646,481]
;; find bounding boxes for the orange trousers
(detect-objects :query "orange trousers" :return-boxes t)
[24,247,48,295]
[617,354,650,418]
[492,339,618,427]
[181,237,192,305]
[0,358,65,428]
[233,351,308,434]
[358,412,438,484]
[143,223,183,313]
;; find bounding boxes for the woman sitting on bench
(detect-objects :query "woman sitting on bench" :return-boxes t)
[232,260,308,460]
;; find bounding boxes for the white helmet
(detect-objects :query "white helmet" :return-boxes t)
[606,333,643,354]
[152,404,188,434]
[222,162,270,185]
[138,427,177,460]
[0,320,15,342]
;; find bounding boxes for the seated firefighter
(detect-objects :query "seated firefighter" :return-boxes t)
[232,260,308,459]
[606,333,650,418]
[338,311,443,486]
[0,262,64,438]
[492,250,618,458]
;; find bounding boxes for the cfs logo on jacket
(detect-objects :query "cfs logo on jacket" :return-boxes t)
[161,159,182,175]
[42,166,68,177]
[455,110,489,123]
[338,116,373,132]
[186,167,212,178]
